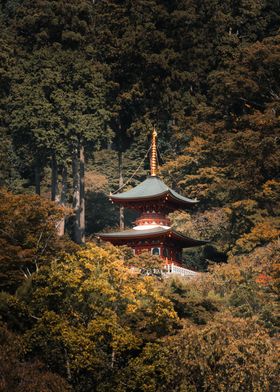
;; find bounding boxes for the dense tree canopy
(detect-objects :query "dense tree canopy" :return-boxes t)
[0,0,279,391]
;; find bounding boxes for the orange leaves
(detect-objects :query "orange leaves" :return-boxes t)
[0,188,72,292]
[255,273,273,286]
[234,220,280,254]
[84,171,108,192]
[262,179,280,204]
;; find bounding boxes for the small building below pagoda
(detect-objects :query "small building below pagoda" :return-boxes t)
[98,129,209,277]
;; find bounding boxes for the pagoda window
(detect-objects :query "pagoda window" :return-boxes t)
[151,247,160,256]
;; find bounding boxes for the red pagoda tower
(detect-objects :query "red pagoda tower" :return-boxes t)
[98,129,209,276]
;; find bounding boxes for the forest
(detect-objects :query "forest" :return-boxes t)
[0,0,279,391]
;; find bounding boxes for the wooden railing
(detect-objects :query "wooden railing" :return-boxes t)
[163,263,197,277]
[130,264,197,278]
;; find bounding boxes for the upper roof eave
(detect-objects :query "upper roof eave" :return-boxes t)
[110,189,169,202]
[110,176,198,207]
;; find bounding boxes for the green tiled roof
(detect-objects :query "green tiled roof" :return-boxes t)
[99,226,169,238]
[98,227,209,248]
[111,176,198,207]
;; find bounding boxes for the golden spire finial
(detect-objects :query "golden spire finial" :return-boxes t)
[150,127,158,176]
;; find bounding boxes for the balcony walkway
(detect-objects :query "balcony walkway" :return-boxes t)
[163,263,198,278]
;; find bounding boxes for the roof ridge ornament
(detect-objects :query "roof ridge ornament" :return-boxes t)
[150,127,158,176]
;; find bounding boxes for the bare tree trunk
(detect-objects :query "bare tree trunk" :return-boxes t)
[64,348,72,382]
[79,144,85,244]
[57,165,67,237]
[34,162,41,195]
[61,166,68,205]
[51,153,58,201]
[118,150,124,230]
[72,148,81,244]
[111,349,115,369]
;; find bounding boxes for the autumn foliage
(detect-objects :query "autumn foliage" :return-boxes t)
[0,194,278,391]
[0,0,280,390]
[0,189,73,292]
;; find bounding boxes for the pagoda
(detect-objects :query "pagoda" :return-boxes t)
[98,129,209,276]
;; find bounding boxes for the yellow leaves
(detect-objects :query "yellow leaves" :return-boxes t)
[126,303,139,314]
[161,136,209,177]
[78,243,114,264]
[184,136,209,154]
[262,179,280,202]
[247,109,279,128]
[248,221,279,241]
[9,232,280,390]
[86,311,142,353]
[25,241,179,375]
[231,199,258,212]
[234,219,280,253]
[50,260,83,289]
[162,154,192,174]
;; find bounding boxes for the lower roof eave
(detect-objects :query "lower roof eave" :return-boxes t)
[97,227,209,248]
